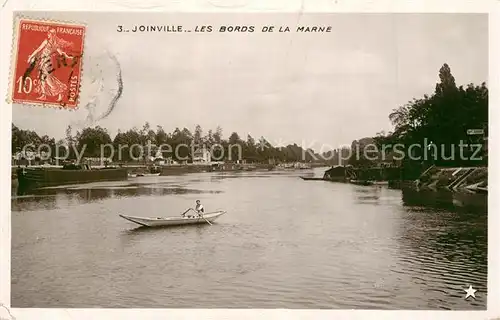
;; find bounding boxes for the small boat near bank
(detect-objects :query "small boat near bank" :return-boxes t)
[349,180,374,186]
[300,176,390,186]
[300,177,327,181]
[119,210,226,227]
[128,172,161,178]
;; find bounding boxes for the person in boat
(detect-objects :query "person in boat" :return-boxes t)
[183,200,205,218]
[195,200,204,214]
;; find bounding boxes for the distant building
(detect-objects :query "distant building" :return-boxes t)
[12,150,50,166]
[83,157,110,166]
[192,148,211,164]
[153,157,166,165]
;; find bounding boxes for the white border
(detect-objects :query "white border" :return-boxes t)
[1,1,498,319]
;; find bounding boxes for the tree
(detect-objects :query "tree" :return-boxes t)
[76,126,112,158]
[225,132,242,161]
[257,136,273,161]
[214,126,223,144]
[170,127,193,161]
[194,124,203,146]
[11,124,43,157]
[380,63,487,168]
[65,125,74,146]
[155,125,168,145]
[228,132,241,145]
[113,128,142,161]
[205,129,215,147]
[348,138,376,168]
[181,128,193,142]
[155,125,169,158]
[435,63,457,95]
[247,135,255,147]
[139,122,156,154]
[63,125,78,159]
[243,134,257,161]
[12,124,23,153]
[39,134,57,158]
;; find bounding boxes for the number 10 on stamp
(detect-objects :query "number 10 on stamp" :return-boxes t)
[9,18,86,109]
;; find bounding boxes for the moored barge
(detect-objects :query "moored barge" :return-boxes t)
[16,164,128,190]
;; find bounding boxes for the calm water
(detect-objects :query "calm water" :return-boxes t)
[11,168,487,309]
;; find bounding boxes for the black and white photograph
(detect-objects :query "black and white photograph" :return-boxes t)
[1,3,498,319]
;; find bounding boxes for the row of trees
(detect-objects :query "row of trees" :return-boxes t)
[12,63,487,169]
[346,63,488,170]
[12,122,320,163]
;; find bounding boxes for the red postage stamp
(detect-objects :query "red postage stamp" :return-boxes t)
[9,18,86,109]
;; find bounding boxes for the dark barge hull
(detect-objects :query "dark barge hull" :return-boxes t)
[16,167,129,189]
[300,177,327,181]
[159,164,275,176]
[300,176,348,182]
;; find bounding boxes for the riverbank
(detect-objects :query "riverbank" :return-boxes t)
[416,166,487,193]
[381,166,488,195]
[158,162,319,176]
[315,165,488,195]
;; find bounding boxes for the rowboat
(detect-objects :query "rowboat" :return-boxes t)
[350,180,374,186]
[372,181,389,186]
[128,172,161,178]
[119,210,226,227]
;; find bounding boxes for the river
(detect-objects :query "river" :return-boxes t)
[11,167,488,309]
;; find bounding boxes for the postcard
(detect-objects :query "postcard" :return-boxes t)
[1,4,497,320]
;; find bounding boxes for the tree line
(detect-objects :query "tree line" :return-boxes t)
[12,63,488,169]
[11,122,321,163]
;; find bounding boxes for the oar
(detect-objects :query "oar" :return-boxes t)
[199,213,212,226]
[181,208,212,225]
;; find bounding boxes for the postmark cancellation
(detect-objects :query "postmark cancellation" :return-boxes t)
[8,17,86,109]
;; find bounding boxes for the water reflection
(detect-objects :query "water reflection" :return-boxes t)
[11,194,60,211]
[11,171,488,309]
[353,186,383,205]
[395,188,487,309]
[401,188,487,213]
[12,181,224,212]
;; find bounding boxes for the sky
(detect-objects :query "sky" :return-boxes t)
[12,12,488,151]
